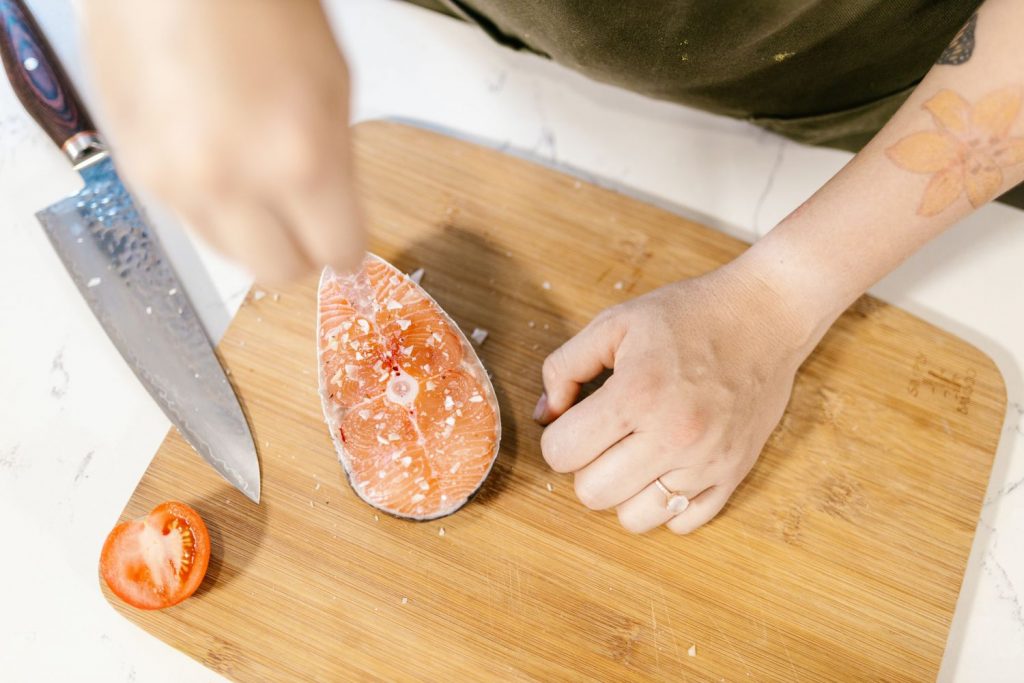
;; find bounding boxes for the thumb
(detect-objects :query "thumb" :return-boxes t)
[535,311,625,424]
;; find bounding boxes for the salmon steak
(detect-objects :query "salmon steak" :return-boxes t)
[317,255,501,520]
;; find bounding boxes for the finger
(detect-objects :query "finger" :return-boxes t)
[540,376,635,474]
[172,204,230,255]
[281,168,366,274]
[215,202,312,285]
[537,312,625,424]
[664,485,732,535]
[615,474,713,535]
[570,433,674,509]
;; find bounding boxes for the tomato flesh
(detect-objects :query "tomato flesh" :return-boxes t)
[100,501,210,610]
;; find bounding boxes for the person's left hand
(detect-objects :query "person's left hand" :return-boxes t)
[535,260,818,534]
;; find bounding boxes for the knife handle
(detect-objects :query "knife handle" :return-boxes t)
[0,0,104,165]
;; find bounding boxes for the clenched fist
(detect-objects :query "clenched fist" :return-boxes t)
[536,259,820,534]
[81,0,364,284]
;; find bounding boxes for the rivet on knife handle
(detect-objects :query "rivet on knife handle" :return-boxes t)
[0,0,105,165]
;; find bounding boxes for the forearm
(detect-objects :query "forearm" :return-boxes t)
[739,0,1024,348]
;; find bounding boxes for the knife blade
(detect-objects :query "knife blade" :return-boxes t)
[1,0,260,502]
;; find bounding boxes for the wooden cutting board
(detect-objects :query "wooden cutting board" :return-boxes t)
[103,121,1006,682]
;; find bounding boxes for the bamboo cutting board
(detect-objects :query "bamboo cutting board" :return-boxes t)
[103,121,1006,682]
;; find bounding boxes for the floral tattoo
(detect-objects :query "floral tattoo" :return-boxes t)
[886,88,1024,216]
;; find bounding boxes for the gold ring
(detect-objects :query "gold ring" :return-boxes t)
[655,478,690,514]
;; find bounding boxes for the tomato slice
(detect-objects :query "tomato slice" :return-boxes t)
[100,501,211,610]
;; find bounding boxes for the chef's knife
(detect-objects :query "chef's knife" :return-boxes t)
[0,0,260,502]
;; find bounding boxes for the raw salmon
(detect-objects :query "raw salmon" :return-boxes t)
[317,255,501,520]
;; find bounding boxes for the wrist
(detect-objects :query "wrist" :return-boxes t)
[727,227,855,359]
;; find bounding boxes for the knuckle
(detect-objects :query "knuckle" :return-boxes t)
[539,426,571,473]
[669,520,699,535]
[672,409,708,447]
[630,371,661,398]
[541,350,566,386]
[617,509,648,534]
[573,475,603,510]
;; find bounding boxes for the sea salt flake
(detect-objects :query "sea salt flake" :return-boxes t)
[546,483,554,492]
[411,494,425,503]
[409,268,425,284]
[402,346,413,356]
[357,319,370,333]
[401,596,409,604]
[469,395,483,403]
[613,281,624,290]
[253,290,266,301]
[168,288,177,296]
[388,433,401,441]
[444,396,455,410]
[376,435,389,445]
[359,409,371,420]
[542,281,551,290]
[419,481,429,491]
[470,328,489,345]
[145,306,152,315]
[432,332,443,343]
[445,416,456,426]
[86,277,101,287]
[450,463,461,474]
[386,300,403,310]
[401,456,412,467]
[688,645,697,657]
[331,368,343,386]
[438,527,446,537]
[396,319,412,331]
[426,380,436,390]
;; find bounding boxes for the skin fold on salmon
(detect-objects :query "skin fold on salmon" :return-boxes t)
[317,254,501,520]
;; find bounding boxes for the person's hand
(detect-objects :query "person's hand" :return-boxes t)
[81,0,363,284]
[535,259,821,534]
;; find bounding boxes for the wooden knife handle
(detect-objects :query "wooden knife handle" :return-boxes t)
[0,0,103,164]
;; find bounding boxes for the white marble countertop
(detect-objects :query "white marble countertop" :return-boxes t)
[1,1,1022,680]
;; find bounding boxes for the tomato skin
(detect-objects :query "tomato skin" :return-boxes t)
[100,501,211,610]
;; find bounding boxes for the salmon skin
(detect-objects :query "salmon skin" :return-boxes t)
[317,254,501,520]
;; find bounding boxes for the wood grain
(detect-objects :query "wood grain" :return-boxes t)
[103,121,1006,682]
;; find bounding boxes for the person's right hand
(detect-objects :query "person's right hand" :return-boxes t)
[81,0,364,284]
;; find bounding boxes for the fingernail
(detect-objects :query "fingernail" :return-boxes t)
[532,393,548,422]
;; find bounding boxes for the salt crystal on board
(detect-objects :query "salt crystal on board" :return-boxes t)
[470,328,489,345]
[409,268,425,284]
[253,290,266,301]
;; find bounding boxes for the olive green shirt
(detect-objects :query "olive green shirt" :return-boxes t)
[411,0,980,151]
[408,1,1024,206]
